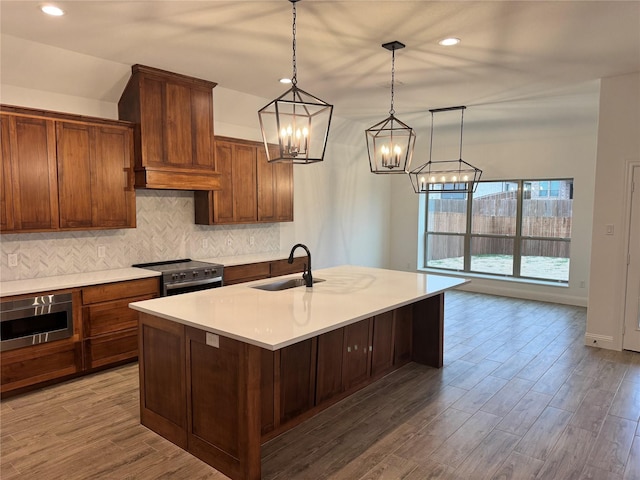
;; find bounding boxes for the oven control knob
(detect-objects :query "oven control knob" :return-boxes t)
[172,273,179,281]
[180,272,186,279]
[204,269,211,276]
[193,271,199,277]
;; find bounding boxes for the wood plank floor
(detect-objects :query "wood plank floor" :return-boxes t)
[2,291,639,480]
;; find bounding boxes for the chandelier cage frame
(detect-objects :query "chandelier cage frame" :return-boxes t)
[366,40,416,174]
[408,106,482,194]
[258,0,333,164]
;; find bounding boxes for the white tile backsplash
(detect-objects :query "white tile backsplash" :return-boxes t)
[0,190,280,281]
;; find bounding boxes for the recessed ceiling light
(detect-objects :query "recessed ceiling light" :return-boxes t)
[439,37,460,46]
[279,78,292,84]
[40,4,65,16]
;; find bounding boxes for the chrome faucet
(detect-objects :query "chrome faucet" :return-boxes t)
[288,243,313,287]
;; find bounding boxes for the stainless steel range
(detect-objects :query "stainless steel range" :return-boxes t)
[133,259,224,296]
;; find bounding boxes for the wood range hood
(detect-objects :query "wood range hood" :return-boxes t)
[118,64,221,191]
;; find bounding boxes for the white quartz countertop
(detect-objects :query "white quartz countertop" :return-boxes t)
[197,250,304,266]
[129,265,468,350]
[0,268,160,297]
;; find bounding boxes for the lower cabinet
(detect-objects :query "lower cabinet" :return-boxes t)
[0,276,160,397]
[82,277,160,369]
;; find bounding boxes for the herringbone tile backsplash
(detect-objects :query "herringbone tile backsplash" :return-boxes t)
[0,190,279,281]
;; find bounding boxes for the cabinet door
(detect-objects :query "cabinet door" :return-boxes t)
[316,328,344,404]
[233,144,257,223]
[191,88,215,168]
[139,76,165,167]
[280,338,316,423]
[371,311,394,377]
[1,115,58,231]
[0,116,14,231]
[92,125,135,228]
[342,319,372,390]
[165,82,193,166]
[274,160,293,222]
[212,141,234,223]
[256,146,276,222]
[57,122,135,229]
[394,305,413,366]
[57,122,93,228]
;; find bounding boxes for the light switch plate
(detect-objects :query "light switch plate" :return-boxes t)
[605,224,614,235]
[8,253,18,267]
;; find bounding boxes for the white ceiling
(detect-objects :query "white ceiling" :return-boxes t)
[1,0,639,126]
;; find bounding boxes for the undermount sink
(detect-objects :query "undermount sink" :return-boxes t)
[252,277,325,291]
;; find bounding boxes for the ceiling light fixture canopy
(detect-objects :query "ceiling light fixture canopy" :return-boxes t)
[408,106,482,194]
[258,0,333,164]
[366,41,416,174]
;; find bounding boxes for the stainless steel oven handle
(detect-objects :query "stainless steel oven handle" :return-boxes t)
[165,277,222,291]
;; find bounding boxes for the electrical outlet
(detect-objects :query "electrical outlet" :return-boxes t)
[605,224,614,235]
[97,245,106,258]
[226,238,232,247]
[8,253,18,267]
[250,236,255,246]
[579,280,586,288]
[202,238,208,249]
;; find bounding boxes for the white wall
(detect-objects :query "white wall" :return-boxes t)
[389,89,601,307]
[586,72,640,350]
[0,37,391,279]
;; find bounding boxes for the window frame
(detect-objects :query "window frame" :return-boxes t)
[423,178,572,284]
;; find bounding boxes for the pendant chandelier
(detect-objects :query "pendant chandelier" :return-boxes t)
[408,106,482,194]
[258,0,333,164]
[366,41,416,174]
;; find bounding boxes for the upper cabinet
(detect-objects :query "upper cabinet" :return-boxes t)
[0,106,136,234]
[194,137,293,225]
[118,64,221,191]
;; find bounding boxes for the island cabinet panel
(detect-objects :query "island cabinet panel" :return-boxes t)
[0,114,58,232]
[139,313,188,449]
[371,311,395,377]
[412,295,444,368]
[393,305,413,366]
[342,319,372,390]
[185,327,262,480]
[316,328,345,404]
[279,338,317,423]
[260,349,276,435]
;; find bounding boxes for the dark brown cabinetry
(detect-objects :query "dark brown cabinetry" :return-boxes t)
[342,319,372,390]
[0,114,58,232]
[194,136,293,225]
[57,121,135,229]
[223,256,306,286]
[82,277,160,369]
[118,64,221,190]
[0,106,136,234]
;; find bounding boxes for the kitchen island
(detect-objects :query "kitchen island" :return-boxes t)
[129,265,467,480]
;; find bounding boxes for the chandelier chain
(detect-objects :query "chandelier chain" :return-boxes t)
[292,1,297,86]
[389,48,395,116]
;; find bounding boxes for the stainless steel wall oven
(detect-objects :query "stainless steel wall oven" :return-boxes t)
[0,293,74,351]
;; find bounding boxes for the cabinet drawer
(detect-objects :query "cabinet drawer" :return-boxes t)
[223,262,270,285]
[82,277,159,304]
[270,257,306,277]
[83,328,138,369]
[83,294,155,337]
[1,340,81,393]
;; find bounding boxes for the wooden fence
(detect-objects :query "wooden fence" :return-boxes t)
[427,196,572,260]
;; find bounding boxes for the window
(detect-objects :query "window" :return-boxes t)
[424,179,573,283]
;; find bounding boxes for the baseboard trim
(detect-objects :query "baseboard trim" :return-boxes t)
[456,282,587,307]
[584,333,616,350]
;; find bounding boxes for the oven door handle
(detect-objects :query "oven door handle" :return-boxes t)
[165,277,222,292]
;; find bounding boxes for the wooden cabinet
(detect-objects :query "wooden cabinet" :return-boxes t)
[223,257,306,286]
[57,121,135,229]
[194,136,293,225]
[0,106,136,234]
[1,289,83,396]
[0,113,58,232]
[342,319,372,390]
[393,305,413,366]
[118,64,221,190]
[371,311,395,376]
[316,328,345,404]
[279,339,316,423]
[82,277,160,369]
[257,146,293,222]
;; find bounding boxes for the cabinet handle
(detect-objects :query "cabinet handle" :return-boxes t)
[369,345,373,352]
[354,344,358,351]
[347,346,351,353]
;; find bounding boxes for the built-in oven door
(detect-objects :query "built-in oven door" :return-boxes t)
[164,278,223,296]
[0,293,74,351]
